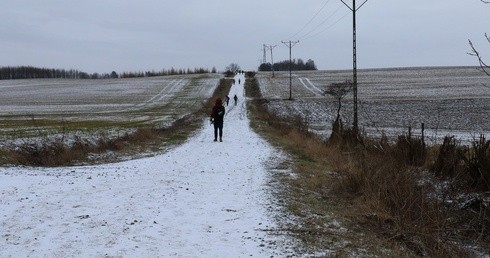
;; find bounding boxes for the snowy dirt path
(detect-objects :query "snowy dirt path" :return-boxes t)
[0,74,291,257]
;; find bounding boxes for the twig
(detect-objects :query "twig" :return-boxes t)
[468,39,490,76]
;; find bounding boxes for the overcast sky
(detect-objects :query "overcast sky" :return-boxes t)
[1,0,489,73]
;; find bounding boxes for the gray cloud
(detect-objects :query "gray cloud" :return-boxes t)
[1,0,489,73]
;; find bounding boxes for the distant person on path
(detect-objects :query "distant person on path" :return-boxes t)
[233,94,238,105]
[225,95,230,106]
[210,98,225,142]
[238,79,241,84]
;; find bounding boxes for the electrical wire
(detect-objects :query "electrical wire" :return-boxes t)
[297,4,344,40]
[300,10,350,41]
[287,0,332,40]
[286,1,350,42]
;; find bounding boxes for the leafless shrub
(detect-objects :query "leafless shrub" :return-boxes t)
[394,127,426,166]
[432,136,467,179]
[325,81,352,143]
[431,135,490,191]
[325,80,352,122]
[13,137,85,166]
[331,137,471,256]
[468,134,490,190]
[328,118,364,147]
[225,63,241,74]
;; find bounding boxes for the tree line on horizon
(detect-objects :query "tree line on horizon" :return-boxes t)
[258,58,317,72]
[120,67,216,78]
[0,66,97,80]
[0,66,217,80]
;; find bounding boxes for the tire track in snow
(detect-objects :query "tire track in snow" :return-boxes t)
[298,77,323,96]
[120,78,186,113]
[135,79,186,108]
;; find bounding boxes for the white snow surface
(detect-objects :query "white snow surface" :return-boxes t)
[0,74,291,257]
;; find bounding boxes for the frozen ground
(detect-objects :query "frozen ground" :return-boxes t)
[0,74,295,257]
[0,73,221,149]
[0,73,220,134]
[257,67,490,144]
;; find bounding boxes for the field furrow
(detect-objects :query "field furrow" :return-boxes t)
[0,74,221,141]
[257,67,489,144]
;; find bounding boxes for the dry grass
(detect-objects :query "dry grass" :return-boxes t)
[246,74,489,256]
[3,77,233,167]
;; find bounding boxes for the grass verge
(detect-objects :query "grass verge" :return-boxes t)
[245,74,489,257]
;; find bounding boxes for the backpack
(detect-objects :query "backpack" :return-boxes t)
[215,106,225,120]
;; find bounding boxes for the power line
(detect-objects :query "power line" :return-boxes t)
[288,0,332,40]
[288,1,349,42]
[299,7,349,41]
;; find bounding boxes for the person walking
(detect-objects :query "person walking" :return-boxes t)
[233,94,238,106]
[225,95,230,106]
[210,98,225,142]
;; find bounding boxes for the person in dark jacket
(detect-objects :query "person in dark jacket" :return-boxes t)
[210,98,225,142]
[225,95,230,106]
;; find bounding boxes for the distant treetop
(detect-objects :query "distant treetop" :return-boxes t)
[258,58,317,72]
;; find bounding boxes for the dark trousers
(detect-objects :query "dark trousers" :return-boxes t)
[214,122,223,140]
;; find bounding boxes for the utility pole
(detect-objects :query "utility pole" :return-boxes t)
[281,40,299,100]
[262,44,268,64]
[340,0,368,132]
[265,45,277,77]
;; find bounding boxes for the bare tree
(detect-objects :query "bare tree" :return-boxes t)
[225,63,241,74]
[468,0,489,76]
[468,34,490,76]
[325,80,352,142]
[325,80,353,122]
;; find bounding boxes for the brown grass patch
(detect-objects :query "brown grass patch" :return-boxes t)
[246,75,488,256]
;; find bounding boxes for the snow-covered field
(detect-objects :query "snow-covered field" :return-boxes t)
[0,74,220,138]
[0,73,221,150]
[257,67,490,144]
[1,67,487,256]
[0,74,297,257]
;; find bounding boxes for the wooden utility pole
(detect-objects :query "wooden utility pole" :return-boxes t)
[340,0,368,131]
[281,40,299,100]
